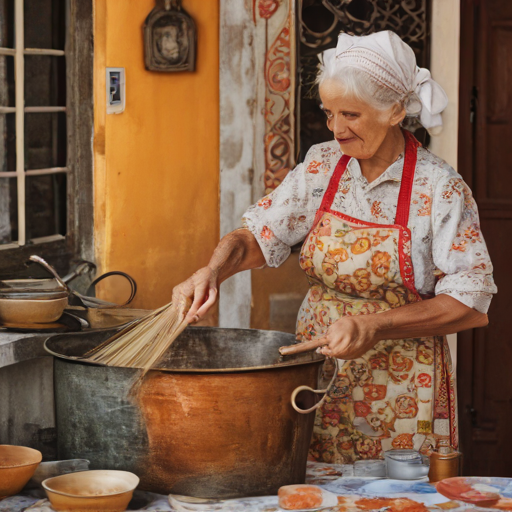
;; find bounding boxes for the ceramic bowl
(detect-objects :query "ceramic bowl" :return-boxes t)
[384,449,430,480]
[0,445,43,499]
[0,296,68,324]
[42,470,139,512]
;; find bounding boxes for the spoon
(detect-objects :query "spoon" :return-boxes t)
[29,255,69,291]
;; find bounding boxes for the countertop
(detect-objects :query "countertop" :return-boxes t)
[0,307,149,369]
[0,331,49,368]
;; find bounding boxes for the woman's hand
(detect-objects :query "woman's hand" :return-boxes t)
[310,294,488,359]
[172,228,266,325]
[315,315,379,359]
[172,266,219,324]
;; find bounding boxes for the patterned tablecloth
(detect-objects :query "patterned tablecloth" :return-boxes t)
[0,462,508,512]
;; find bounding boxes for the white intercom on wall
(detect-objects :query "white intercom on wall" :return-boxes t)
[106,67,126,114]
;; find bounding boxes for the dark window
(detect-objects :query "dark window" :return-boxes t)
[297,0,432,161]
[0,0,93,275]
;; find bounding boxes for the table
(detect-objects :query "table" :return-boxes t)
[1,462,502,512]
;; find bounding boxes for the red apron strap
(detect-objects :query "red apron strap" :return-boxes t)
[316,130,419,228]
[318,154,351,213]
[394,130,420,229]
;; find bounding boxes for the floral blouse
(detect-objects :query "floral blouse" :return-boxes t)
[243,140,497,313]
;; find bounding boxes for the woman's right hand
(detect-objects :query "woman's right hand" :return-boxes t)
[172,266,219,323]
[171,228,264,324]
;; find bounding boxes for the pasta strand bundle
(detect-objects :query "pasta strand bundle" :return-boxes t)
[83,299,190,378]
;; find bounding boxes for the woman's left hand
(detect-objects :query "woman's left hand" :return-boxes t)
[315,315,379,359]
[308,294,489,359]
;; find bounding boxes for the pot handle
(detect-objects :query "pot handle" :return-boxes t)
[291,358,339,414]
[86,271,138,306]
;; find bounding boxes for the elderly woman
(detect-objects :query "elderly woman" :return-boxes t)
[173,31,496,463]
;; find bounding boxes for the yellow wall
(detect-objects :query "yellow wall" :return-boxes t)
[93,0,220,310]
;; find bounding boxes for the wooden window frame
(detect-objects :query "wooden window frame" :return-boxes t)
[0,0,93,276]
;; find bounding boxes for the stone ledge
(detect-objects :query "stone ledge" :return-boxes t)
[0,332,53,369]
[0,308,150,369]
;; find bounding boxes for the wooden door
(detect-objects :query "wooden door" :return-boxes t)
[458,0,512,476]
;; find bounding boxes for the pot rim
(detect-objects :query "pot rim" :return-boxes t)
[44,326,325,373]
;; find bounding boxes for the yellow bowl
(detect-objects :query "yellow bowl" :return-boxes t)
[42,470,140,512]
[0,445,42,499]
[0,296,68,324]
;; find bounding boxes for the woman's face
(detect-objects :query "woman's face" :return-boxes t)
[319,79,405,160]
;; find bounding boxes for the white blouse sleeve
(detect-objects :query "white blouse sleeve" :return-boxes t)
[431,174,497,313]
[242,148,327,267]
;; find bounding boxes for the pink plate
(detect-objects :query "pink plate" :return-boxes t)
[436,477,511,506]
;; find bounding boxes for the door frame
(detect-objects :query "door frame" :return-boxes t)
[457,0,476,475]
[457,0,503,474]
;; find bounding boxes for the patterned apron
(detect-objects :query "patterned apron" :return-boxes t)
[297,131,458,464]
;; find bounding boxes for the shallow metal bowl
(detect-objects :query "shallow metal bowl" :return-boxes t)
[42,470,139,512]
[0,445,42,499]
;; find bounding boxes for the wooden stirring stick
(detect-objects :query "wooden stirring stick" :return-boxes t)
[279,337,327,356]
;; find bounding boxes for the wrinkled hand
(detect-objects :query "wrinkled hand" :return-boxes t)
[172,267,219,323]
[311,315,379,359]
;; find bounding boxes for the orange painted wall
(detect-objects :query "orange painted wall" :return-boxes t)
[93,0,220,310]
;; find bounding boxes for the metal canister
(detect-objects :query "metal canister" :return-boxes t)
[428,450,462,482]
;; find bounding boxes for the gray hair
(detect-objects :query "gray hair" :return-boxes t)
[316,64,422,115]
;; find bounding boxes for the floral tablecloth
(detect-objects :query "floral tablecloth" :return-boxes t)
[0,462,507,512]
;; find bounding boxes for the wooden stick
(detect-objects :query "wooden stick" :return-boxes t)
[279,337,327,356]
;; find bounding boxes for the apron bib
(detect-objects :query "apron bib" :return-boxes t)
[297,131,458,464]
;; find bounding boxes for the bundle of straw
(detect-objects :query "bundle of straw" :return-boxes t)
[82,298,191,378]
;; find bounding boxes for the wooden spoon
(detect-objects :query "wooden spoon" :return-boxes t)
[279,337,327,356]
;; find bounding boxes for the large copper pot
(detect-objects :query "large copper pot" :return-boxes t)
[45,327,323,498]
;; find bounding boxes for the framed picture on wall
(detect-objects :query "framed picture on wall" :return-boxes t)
[143,0,197,72]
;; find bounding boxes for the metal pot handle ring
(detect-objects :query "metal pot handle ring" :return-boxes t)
[291,358,339,414]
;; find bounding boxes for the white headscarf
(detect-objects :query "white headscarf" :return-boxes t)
[320,31,448,133]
